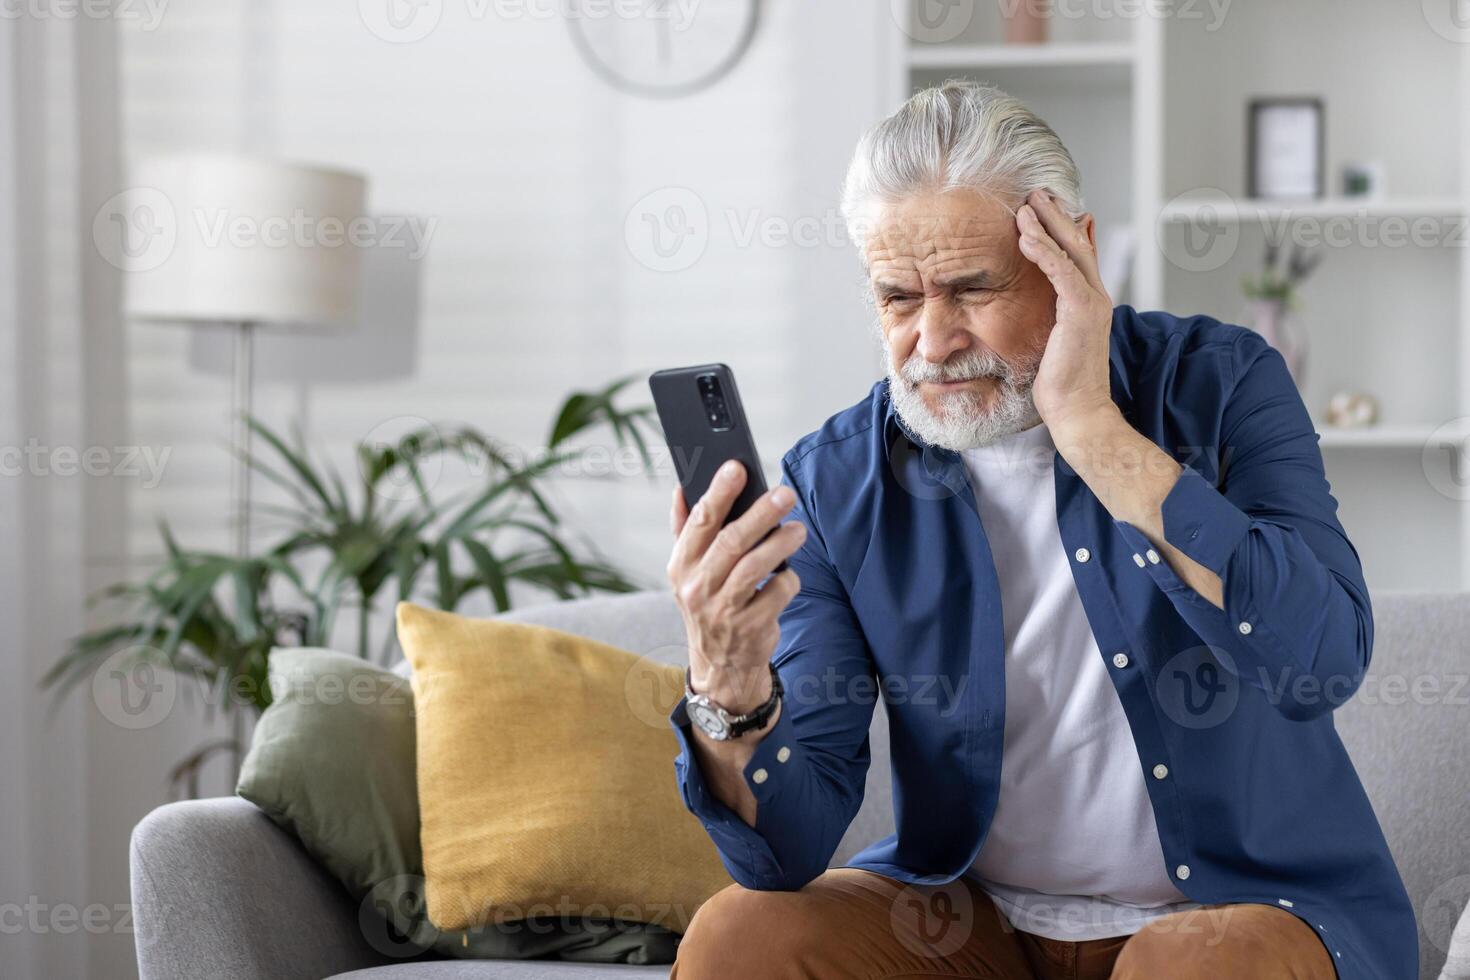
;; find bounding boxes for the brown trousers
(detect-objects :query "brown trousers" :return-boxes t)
[671,870,1336,980]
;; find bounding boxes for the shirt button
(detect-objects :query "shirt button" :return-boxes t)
[1112,652,1130,669]
[1074,547,1091,563]
[1238,621,1253,635]
[1152,764,1169,780]
[1132,553,1146,568]
[1175,864,1191,880]
[1145,548,1160,564]
[751,768,769,785]
[776,746,791,763]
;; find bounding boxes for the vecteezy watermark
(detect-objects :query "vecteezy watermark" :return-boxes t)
[625,190,874,272]
[1422,0,1470,44]
[624,650,686,729]
[1154,645,1240,731]
[624,187,710,273]
[894,0,1231,43]
[359,416,446,504]
[359,875,692,957]
[92,186,435,273]
[93,646,178,731]
[357,0,704,44]
[895,0,976,44]
[1422,874,1470,954]
[0,440,171,488]
[889,879,976,958]
[1156,188,1242,273]
[0,898,134,936]
[0,0,169,30]
[1423,417,1470,501]
[1159,188,1469,273]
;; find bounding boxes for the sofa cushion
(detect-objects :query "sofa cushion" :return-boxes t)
[397,602,732,938]
[239,645,679,965]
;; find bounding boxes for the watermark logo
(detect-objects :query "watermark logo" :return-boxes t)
[1155,645,1239,730]
[624,650,685,729]
[887,431,968,501]
[0,440,171,488]
[360,416,445,504]
[1422,0,1470,43]
[360,874,438,957]
[624,187,709,273]
[93,186,177,273]
[359,0,443,42]
[1157,188,1240,273]
[0,0,170,30]
[93,646,177,731]
[889,879,975,958]
[1423,417,1470,501]
[1423,873,1470,953]
[896,0,975,43]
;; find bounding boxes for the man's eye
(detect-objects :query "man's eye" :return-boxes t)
[885,294,921,308]
[960,288,990,299]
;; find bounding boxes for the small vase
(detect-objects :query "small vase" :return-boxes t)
[1244,299,1307,386]
[1004,1,1049,44]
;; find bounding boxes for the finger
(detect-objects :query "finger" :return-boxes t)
[740,568,801,623]
[670,484,689,537]
[1017,205,1096,307]
[722,520,807,600]
[1025,191,1105,292]
[668,460,748,576]
[698,483,798,589]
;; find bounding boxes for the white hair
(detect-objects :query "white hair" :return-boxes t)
[841,79,1085,254]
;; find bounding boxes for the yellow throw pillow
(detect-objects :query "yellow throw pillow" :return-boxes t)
[396,602,732,936]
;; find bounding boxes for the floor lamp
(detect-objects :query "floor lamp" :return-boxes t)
[123,155,368,773]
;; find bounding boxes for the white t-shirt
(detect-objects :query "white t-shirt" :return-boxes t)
[960,422,1195,941]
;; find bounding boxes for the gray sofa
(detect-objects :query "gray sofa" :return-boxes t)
[131,591,1470,980]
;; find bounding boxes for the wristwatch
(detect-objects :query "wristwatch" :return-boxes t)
[684,663,783,741]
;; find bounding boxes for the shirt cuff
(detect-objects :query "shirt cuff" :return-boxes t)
[1157,465,1251,575]
[669,696,802,877]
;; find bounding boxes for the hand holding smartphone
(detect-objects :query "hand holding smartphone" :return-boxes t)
[651,364,806,723]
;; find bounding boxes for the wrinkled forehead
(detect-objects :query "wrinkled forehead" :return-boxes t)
[861,188,1021,274]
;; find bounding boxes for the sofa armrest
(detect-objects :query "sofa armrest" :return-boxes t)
[131,797,393,980]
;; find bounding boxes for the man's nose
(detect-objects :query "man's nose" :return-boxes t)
[914,298,972,364]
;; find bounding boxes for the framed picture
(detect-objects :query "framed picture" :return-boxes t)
[1248,98,1325,200]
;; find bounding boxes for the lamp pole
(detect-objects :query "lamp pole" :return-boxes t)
[229,319,255,777]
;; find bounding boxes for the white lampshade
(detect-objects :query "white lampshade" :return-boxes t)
[122,155,368,329]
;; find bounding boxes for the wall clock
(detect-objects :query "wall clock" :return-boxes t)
[568,0,760,99]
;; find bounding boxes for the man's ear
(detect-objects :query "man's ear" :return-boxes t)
[1076,212,1097,250]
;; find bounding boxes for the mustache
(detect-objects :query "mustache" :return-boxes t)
[898,348,1015,386]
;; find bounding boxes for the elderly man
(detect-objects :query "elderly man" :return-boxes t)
[663,81,1414,979]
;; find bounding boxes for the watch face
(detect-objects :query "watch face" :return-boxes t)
[688,699,730,741]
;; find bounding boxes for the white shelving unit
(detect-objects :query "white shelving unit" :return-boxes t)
[891,1,1469,592]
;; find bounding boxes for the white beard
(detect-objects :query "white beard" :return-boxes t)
[884,342,1043,451]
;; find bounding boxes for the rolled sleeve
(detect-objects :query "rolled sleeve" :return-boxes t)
[670,699,789,885]
[1114,338,1373,720]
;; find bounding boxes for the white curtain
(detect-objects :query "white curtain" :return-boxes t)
[0,10,124,980]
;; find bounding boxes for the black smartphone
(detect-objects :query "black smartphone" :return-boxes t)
[649,363,772,527]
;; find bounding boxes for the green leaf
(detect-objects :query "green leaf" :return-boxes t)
[459,538,511,612]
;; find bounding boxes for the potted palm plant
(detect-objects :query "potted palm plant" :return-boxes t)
[45,377,660,794]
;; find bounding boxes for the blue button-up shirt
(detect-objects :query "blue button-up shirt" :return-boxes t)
[672,307,1415,979]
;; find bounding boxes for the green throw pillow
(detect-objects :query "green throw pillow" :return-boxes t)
[237,647,679,964]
